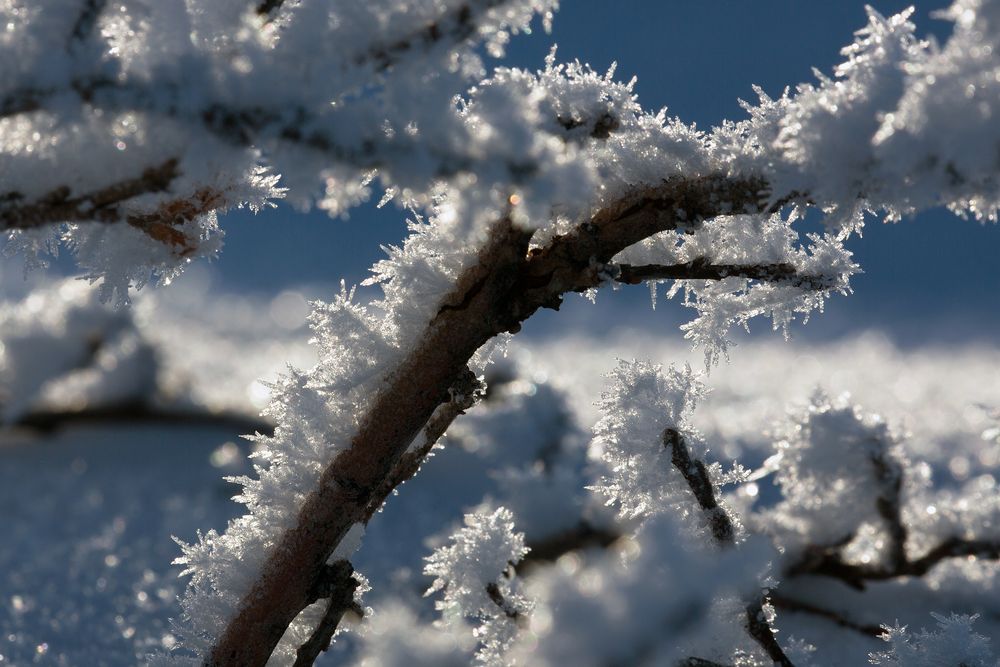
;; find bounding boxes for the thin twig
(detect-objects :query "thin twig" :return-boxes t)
[787,537,1000,589]
[361,368,482,523]
[357,0,508,73]
[745,599,795,667]
[617,260,835,290]
[769,593,884,638]
[519,522,621,569]
[292,561,363,667]
[69,0,107,48]
[0,159,180,231]
[665,427,794,667]
[870,447,907,571]
[485,581,526,627]
[664,428,736,545]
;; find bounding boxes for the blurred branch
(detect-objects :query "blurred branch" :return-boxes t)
[871,448,908,572]
[255,0,285,17]
[14,402,273,436]
[358,0,511,72]
[69,0,107,48]
[786,536,1000,590]
[769,592,884,638]
[519,522,622,569]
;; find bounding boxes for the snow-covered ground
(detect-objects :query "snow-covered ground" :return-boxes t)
[2,280,999,665]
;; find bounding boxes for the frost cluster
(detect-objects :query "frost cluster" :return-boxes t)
[871,613,998,666]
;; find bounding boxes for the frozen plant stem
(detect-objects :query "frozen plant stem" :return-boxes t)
[663,428,794,667]
[205,174,820,665]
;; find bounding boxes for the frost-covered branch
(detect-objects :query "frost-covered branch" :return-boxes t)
[665,426,793,666]
[0,159,180,231]
[744,600,795,667]
[182,176,777,665]
[29,2,993,664]
[664,427,738,546]
[353,0,519,73]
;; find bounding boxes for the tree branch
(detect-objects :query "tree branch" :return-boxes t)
[616,260,835,290]
[205,217,534,666]
[361,367,483,523]
[769,592,884,638]
[13,402,273,436]
[664,427,794,667]
[518,522,622,569]
[292,560,363,667]
[0,159,180,231]
[786,536,1000,589]
[203,175,779,666]
[870,448,907,572]
[745,600,795,667]
[69,0,107,49]
[485,581,527,626]
[784,441,1000,589]
[356,0,510,73]
[664,427,736,545]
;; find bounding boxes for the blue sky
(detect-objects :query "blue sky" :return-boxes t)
[211,1,998,345]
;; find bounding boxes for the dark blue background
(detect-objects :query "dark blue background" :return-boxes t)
[212,1,998,345]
